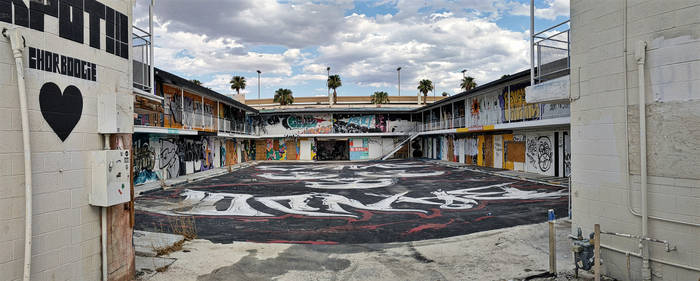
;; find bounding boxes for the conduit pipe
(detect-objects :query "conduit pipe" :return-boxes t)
[101,134,110,281]
[634,40,651,281]
[3,27,33,281]
[620,0,699,229]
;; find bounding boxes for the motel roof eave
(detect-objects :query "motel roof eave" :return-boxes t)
[154,68,259,113]
[257,107,418,115]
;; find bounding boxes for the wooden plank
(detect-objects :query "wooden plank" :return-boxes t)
[506,141,525,162]
[285,139,298,160]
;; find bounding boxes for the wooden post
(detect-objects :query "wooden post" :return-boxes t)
[594,224,601,281]
[549,220,556,274]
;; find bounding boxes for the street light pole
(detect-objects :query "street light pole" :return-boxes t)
[256,70,262,99]
[461,69,466,79]
[397,67,402,96]
[327,66,330,95]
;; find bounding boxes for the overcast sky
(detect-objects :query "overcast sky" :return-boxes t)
[133,0,569,99]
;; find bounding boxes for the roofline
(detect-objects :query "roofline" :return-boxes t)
[411,68,531,112]
[257,108,416,115]
[154,68,259,113]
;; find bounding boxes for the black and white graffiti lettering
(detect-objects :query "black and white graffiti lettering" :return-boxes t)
[141,182,565,218]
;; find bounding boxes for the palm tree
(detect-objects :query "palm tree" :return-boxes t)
[460,76,477,92]
[327,75,342,104]
[273,88,294,105]
[370,91,390,105]
[417,79,433,105]
[230,76,246,95]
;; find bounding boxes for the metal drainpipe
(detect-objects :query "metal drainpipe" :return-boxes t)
[634,40,651,281]
[101,135,110,281]
[4,27,33,281]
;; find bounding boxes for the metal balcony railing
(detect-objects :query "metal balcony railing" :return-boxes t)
[532,20,570,84]
[133,25,153,93]
[416,104,570,132]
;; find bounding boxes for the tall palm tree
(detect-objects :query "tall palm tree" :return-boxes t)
[370,91,390,105]
[460,76,477,92]
[273,88,294,105]
[230,76,246,95]
[417,79,433,105]
[327,75,342,104]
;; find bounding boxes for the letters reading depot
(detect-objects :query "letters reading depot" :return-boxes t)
[1,0,129,60]
[29,47,97,82]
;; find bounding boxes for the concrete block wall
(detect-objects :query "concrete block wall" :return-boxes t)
[0,0,133,280]
[570,0,700,280]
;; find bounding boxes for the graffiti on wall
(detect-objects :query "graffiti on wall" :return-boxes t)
[500,84,540,122]
[349,138,369,160]
[334,114,387,133]
[156,137,215,179]
[526,136,553,172]
[265,114,332,135]
[134,135,158,184]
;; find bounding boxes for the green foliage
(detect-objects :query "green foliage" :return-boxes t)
[460,76,477,91]
[327,75,342,104]
[274,88,294,105]
[371,91,390,104]
[417,79,434,104]
[230,76,247,95]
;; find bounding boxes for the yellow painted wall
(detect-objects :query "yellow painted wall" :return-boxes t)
[502,134,514,170]
[477,135,484,166]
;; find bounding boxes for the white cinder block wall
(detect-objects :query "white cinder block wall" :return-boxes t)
[570,0,700,280]
[0,0,133,280]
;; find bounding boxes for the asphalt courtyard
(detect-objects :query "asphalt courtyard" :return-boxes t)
[135,160,568,244]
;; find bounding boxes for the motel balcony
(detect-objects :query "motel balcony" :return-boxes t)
[525,20,571,104]
[417,103,570,133]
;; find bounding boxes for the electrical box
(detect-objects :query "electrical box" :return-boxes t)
[89,150,131,207]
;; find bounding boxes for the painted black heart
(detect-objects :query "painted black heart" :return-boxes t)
[39,83,83,142]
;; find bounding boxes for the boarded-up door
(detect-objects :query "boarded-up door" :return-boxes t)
[255,140,267,160]
[299,139,312,160]
[447,135,455,162]
[493,135,503,168]
[285,139,298,160]
[481,135,494,167]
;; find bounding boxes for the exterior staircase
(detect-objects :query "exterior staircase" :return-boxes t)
[380,132,420,160]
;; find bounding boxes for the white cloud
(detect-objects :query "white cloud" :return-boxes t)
[509,0,570,20]
[139,0,552,96]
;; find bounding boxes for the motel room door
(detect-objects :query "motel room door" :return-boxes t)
[285,139,298,160]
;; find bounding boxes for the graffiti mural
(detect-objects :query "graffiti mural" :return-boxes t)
[500,84,540,122]
[526,135,553,173]
[349,138,369,160]
[264,114,333,135]
[333,114,387,133]
[159,139,181,179]
[135,160,568,244]
[134,135,158,184]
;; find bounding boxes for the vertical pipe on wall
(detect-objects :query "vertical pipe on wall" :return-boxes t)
[635,40,651,281]
[4,27,33,281]
[101,134,110,281]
